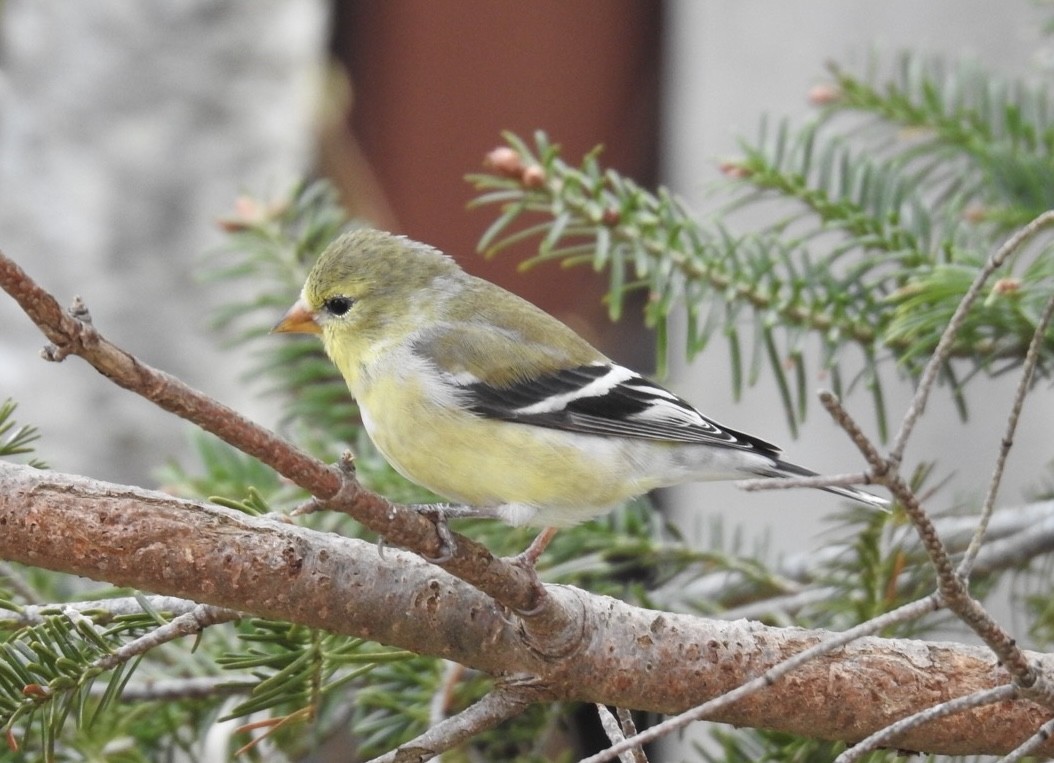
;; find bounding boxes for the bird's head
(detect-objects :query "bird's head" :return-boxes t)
[273,228,461,347]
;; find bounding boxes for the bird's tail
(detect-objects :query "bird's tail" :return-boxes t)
[765,458,890,511]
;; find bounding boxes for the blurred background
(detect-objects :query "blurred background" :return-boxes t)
[1,1,1052,755]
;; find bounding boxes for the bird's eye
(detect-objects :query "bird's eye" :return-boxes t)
[323,296,354,316]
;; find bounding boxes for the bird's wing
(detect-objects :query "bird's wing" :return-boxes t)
[462,362,781,454]
[412,320,781,454]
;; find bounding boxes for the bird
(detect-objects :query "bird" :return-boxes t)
[273,228,887,567]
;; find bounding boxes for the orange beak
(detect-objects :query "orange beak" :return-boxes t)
[272,298,321,335]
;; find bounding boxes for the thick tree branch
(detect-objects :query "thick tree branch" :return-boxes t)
[1,462,1051,757]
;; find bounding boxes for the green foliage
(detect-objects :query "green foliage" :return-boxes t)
[0,400,47,469]
[0,608,182,760]
[214,619,415,758]
[469,55,1054,439]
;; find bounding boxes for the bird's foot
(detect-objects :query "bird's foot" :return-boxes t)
[513,526,558,569]
[412,504,458,564]
[505,527,559,616]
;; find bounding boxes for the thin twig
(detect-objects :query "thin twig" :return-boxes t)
[737,471,876,494]
[834,685,1018,763]
[818,391,888,472]
[366,685,535,763]
[995,716,1054,763]
[595,705,648,763]
[616,708,647,763]
[91,603,241,672]
[889,209,1054,465]
[822,378,1053,705]
[960,290,1054,579]
[0,595,209,626]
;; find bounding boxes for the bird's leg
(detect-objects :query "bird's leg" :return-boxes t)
[514,526,558,569]
[503,527,559,615]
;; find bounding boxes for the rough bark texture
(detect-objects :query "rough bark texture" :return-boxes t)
[2,462,1051,757]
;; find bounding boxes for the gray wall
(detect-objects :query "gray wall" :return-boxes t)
[662,0,1050,549]
[0,1,327,484]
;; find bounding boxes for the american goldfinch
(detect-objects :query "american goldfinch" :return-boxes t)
[274,229,886,563]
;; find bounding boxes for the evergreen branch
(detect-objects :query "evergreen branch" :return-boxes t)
[826,56,1054,224]
[93,604,240,673]
[0,399,46,469]
[734,121,928,258]
[0,602,196,755]
[216,620,412,723]
[469,131,1054,436]
[472,137,883,352]
[0,596,208,627]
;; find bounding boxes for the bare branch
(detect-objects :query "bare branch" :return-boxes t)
[0,595,211,626]
[580,596,946,763]
[737,471,876,494]
[93,603,241,672]
[367,685,536,763]
[820,388,1051,706]
[961,290,1054,579]
[595,705,648,763]
[997,716,1054,763]
[616,708,646,763]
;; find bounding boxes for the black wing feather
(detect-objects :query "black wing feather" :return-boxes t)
[463,364,781,456]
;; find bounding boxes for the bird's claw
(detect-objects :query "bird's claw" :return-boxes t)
[414,505,457,563]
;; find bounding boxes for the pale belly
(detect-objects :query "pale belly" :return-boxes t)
[351,372,762,527]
